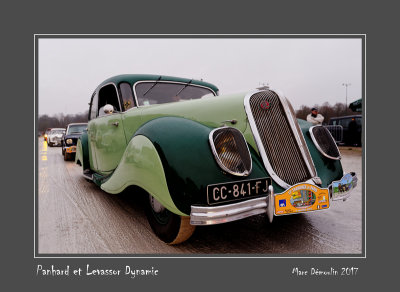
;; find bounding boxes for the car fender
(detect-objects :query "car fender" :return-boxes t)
[100,134,185,215]
[75,132,89,169]
[297,119,343,188]
[102,117,269,215]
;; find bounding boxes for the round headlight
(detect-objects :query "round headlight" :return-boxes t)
[66,139,73,144]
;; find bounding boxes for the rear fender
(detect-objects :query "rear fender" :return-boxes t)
[100,134,184,216]
[75,132,89,169]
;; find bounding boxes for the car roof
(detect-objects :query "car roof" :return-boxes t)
[97,74,219,94]
[50,128,65,130]
[67,123,87,126]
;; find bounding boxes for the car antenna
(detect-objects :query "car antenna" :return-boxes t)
[174,79,193,96]
[143,76,162,96]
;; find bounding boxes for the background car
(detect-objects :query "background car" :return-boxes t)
[62,123,88,161]
[328,115,362,146]
[75,74,357,244]
[47,128,65,147]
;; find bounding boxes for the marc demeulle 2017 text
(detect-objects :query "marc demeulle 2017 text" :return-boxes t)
[292,267,358,276]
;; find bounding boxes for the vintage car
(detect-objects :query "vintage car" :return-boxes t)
[62,123,88,161]
[328,115,362,146]
[47,128,65,147]
[75,74,358,244]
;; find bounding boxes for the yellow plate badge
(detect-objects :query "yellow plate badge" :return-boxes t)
[274,183,329,215]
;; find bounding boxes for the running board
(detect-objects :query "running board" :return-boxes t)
[82,169,93,181]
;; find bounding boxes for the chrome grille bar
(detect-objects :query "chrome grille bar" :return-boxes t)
[244,90,318,188]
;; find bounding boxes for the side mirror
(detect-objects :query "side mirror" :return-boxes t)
[103,104,114,114]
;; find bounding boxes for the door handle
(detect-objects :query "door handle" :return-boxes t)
[112,122,119,127]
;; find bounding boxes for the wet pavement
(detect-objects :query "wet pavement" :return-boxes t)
[37,140,362,255]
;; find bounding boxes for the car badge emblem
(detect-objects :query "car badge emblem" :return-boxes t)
[260,100,270,110]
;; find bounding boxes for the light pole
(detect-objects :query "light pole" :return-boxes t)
[342,83,351,108]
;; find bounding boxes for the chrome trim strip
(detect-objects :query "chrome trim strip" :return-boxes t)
[132,80,217,108]
[309,125,341,160]
[266,185,274,223]
[208,126,252,177]
[190,186,273,225]
[244,90,291,189]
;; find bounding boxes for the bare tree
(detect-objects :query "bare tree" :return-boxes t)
[38,111,88,134]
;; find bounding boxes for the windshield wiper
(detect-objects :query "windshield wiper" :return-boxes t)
[174,79,193,97]
[143,76,162,97]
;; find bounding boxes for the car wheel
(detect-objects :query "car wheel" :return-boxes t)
[62,147,65,155]
[48,142,52,147]
[145,194,195,244]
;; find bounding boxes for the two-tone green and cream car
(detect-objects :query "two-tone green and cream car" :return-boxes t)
[75,74,357,244]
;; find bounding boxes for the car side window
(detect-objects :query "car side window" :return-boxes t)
[89,91,98,120]
[98,84,121,116]
[119,82,135,111]
[339,119,350,128]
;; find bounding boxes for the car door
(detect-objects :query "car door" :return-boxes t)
[90,83,127,174]
[93,113,126,173]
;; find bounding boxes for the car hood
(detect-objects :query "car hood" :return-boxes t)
[49,134,63,138]
[64,133,83,140]
[123,92,249,136]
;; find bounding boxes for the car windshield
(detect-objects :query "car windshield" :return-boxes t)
[67,125,87,134]
[51,130,64,135]
[135,82,215,106]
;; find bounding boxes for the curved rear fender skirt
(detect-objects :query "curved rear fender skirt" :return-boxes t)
[100,135,185,216]
[297,119,343,188]
[134,117,269,215]
[75,132,90,169]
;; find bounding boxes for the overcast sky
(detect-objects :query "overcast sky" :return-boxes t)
[38,37,362,116]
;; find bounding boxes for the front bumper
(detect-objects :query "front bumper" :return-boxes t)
[190,172,357,226]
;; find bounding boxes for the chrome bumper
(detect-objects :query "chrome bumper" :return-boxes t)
[190,173,357,226]
[190,186,274,226]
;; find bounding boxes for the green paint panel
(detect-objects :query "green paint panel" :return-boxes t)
[100,135,185,216]
[135,117,269,215]
[298,119,343,188]
[75,131,89,169]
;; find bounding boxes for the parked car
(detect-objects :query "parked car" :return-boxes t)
[62,123,88,161]
[43,128,52,141]
[328,115,362,146]
[75,74,358,244]
[47,128,65,147]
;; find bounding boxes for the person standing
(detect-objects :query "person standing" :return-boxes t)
[306,107,324,125]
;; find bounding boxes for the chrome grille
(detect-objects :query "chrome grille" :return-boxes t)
[245,90,317,187]
[209,127,252,176]
[310,126,341,160]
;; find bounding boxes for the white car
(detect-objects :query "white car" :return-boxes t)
[47,128,65,147]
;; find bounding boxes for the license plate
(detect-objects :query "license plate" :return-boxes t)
[67,146,76,153]
[274,183,330,215]
[207,178,271,205]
